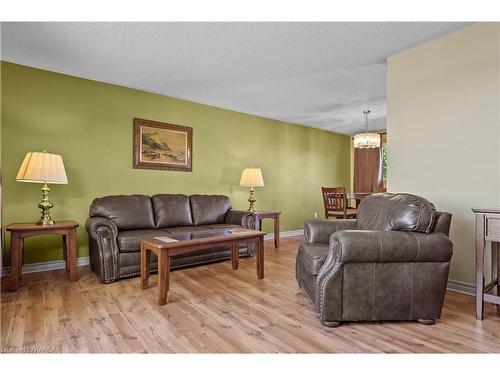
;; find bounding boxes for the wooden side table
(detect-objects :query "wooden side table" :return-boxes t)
[254,211,281,248]
[6,220,79,292]
[472,208,500,320]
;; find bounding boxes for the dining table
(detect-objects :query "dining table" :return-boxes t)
[346,192,373,208]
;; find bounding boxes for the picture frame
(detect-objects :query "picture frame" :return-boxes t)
[133,117,193,172]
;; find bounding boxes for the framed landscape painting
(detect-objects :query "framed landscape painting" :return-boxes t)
[133,118,193,172]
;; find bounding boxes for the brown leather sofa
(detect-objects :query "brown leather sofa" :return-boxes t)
[86,194,256,283]
[296,193,453,327]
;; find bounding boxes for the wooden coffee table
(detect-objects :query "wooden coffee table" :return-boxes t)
[140,229,266,305]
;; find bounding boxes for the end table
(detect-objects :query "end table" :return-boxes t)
[254,211,281,248]
[472,207,500,320]
[6,220,79,292]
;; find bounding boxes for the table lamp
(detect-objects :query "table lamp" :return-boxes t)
[16,150,68,225]
[239,167,264,213]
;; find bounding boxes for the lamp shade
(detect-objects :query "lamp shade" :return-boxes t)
[239,168,264,187]
[16,151,68,184]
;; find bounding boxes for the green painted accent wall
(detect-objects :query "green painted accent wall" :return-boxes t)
[1,62,350,265]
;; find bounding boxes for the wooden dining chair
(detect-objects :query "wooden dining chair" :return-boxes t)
[321,187,357,219]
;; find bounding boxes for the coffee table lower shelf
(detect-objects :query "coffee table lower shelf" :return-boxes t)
[140,230,265,306]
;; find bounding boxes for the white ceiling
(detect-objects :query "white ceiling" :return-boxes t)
[1,22,468,134]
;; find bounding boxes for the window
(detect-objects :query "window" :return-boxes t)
[380,134,387,189]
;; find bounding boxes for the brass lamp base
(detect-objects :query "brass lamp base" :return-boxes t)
[38,218,55,226]
[247,186,257,213]
[37,182,55,225]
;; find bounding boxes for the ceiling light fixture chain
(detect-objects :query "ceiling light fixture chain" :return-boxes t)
[363,109,371,131]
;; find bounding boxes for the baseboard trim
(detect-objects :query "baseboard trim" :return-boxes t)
[264,229,304,240]
[2,257,90,277]
[446,279,475,296]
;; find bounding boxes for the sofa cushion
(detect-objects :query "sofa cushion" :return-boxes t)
[298,243,329,275]
[117,229,170,253]
[190,195,232,225]
[89,194,155,230]
[357,193,436,233]
[152,194,193,228]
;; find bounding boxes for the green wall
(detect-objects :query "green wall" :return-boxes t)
[1,62,350,264]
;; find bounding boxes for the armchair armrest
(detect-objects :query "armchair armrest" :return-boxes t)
[327,230,453,265]
[225,209,256,229]
[304,219,357,243]
[85,217,120,283]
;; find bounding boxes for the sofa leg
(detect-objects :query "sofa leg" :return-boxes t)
[417,319,435,325]
[322,321,342,328]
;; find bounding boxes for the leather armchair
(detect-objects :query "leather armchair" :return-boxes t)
[296,193,453,327]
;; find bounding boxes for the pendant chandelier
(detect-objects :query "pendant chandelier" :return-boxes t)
[353,110,381,149]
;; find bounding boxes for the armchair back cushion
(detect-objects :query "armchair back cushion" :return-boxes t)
[357,193,436,233]
[152,194,193,228]
[89,194,155,230]
[190,195,232,225]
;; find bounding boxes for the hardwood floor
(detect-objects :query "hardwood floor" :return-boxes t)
[1,236,500,353]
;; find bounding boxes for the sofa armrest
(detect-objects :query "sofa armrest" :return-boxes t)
[304,219,357,244]
[225,209,256,229]
[326,230,453,266]
[85,217,120,283]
